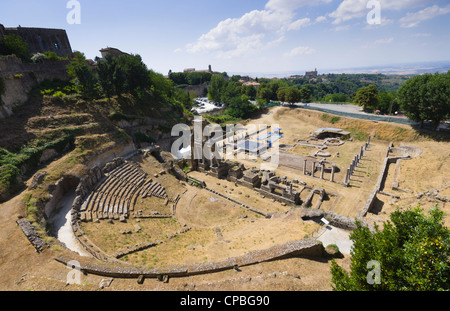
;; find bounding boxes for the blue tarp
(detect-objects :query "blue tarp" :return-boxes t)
[237,141,266,153]
[267,134,283,143]
[257,132,273,140]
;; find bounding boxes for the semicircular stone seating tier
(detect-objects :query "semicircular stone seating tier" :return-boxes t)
[79,161,167,222]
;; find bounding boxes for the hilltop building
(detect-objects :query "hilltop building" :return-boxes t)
[305,68,318,79]
[242,81,261,87]
[183,65,220,75]
[0,24,73,58]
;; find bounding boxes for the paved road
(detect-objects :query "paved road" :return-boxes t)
[287,102,410,122]
[304,103,368,115]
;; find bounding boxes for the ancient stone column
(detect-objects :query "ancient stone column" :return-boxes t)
[330,166,335,182]
[303,159,307,175]
[320,164,325,179]
[312,162,316,177]
[346,168,351,184]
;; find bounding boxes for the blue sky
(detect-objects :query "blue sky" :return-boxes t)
[1,0,450,76]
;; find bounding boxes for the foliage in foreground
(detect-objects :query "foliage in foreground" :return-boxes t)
[331,205,449,291]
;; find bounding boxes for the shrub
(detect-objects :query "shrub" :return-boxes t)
[331,205,449,291]
[321,114,341,124]
[0,164,21,195]
[0,34,30,60]
[31,53,47,63]
[43,51,61,61]
[52,91,67,98]
[135,132,155,144]
[108,112,139,122]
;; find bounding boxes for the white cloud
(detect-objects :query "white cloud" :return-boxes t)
[333,25,351,31]
[329,0,367,24]
[329,0,435,24]
[316,16,327,23]
[185,0,322,59]
[284,46,315,57]
[410,32,431,37]
[288,18,311,31]
[185,9,294,58]
[362,37,394,48]
[265,0,332,12]
[400,4,450,28]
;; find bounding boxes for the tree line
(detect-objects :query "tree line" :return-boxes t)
[66,51,193,113]
[354,71,450,129]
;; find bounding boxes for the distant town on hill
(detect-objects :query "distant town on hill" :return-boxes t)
[231,60,450,79]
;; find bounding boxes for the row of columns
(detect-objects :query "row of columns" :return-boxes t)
[344,136,371,186]
[301,136,371,186]
[303,159,336,183]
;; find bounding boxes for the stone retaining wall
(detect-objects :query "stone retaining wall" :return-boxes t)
[299,208,367,230]
[55,239,324,279]
[16,219,48,253]
[360,143,412,217]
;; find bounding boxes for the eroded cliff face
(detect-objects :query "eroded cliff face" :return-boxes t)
[0,56,69,119]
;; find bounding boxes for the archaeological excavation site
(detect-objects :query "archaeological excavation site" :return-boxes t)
[0,22,448,292]
[2,98,448,291]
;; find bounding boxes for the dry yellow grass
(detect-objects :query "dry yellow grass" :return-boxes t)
[1,105,448,292]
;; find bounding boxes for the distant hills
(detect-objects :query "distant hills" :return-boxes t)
[231,60,450,78]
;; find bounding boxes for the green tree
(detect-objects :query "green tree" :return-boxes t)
[245,85,257,99]
[67,51,98,99]
[299,86,312,103]
[169,72,188,85]
[330,205,449,291]
[325,93,348,103]
[221,81,241,105]
[354,84,379,112]
[427,71,450,129]
[0,34,30,60]
[225,94,257,119]
[96,54,117,98]
[399,71,450,130]
[174,88,193,111]
[277,87,287,103]
[186,72,212,85]
[397,74,432,129]
[378,91,398,115]
[258,87,272,103]
[208,74,227,103]
[285,87,301,105]
[116,54,151,96]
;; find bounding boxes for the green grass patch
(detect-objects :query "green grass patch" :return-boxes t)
[321,114,341,124]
